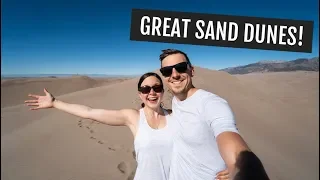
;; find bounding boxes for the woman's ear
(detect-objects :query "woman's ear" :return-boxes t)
[190,66,195,77]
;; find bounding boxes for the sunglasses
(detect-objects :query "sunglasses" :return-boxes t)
[138,84,163,94]
[160,62,189,77]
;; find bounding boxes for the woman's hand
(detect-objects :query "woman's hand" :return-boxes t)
[25,88,55,110]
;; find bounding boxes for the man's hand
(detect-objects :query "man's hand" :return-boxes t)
[233,150,270,180]
[216,131,250,178]
[216,132,269,180]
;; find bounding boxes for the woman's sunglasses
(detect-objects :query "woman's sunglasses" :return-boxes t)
[160,62,189,77]
[138,84,163,94]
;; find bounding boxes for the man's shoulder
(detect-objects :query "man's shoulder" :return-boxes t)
[197,90,235,122]
[195,89,234,117]
[172,89,229,108]
[196,89,228,104]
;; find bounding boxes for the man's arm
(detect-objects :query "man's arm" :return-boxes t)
[233,150,270,180]
[216,131,249,177]
[216,132,271,180]
[203,96,269,179]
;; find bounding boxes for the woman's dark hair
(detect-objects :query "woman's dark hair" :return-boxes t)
[138,72,164,108]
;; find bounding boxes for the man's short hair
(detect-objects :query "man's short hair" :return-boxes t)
[159,49,192,66]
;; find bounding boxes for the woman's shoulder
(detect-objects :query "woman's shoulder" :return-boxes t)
[121,108,140,119]
[121,108,139,114]
[121,108,141,125]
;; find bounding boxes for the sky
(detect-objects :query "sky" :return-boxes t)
[1,0,319,75]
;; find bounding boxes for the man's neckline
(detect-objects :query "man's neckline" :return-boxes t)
[174,89,203,104]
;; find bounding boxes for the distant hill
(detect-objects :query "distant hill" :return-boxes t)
[219,57,319,74]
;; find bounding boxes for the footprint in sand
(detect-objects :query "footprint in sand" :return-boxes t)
[78,119,83,127]
[110,144,125,151]
[128,153,138,180]
[117,161,130,174]
[78,118,106,145]
[127,169,136,180]
[86,128,100,144]
[132,150,136,160]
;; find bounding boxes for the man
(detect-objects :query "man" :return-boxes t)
[158,49,269,180]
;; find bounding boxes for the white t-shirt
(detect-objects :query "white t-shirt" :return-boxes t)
[169,89,240,180]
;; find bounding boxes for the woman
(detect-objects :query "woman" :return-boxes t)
[25,72,229,180]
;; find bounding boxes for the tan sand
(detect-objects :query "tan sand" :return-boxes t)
[1,76,131,108]
[1,69,319,180]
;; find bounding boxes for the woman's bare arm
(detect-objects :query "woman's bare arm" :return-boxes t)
[25,88,138,127]
[52,99,137,126]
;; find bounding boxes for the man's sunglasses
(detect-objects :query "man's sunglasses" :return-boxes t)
[160,62,189,77]
[138,84,163,94]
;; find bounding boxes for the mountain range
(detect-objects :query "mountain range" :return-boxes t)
[219,57,319,74]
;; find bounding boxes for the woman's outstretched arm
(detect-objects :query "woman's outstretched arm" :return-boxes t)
[25,88,137,127]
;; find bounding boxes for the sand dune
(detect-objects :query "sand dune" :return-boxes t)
[1,76,131,108]
[1,68,319,180]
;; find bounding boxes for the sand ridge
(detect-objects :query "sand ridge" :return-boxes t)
[1,76,131,108]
